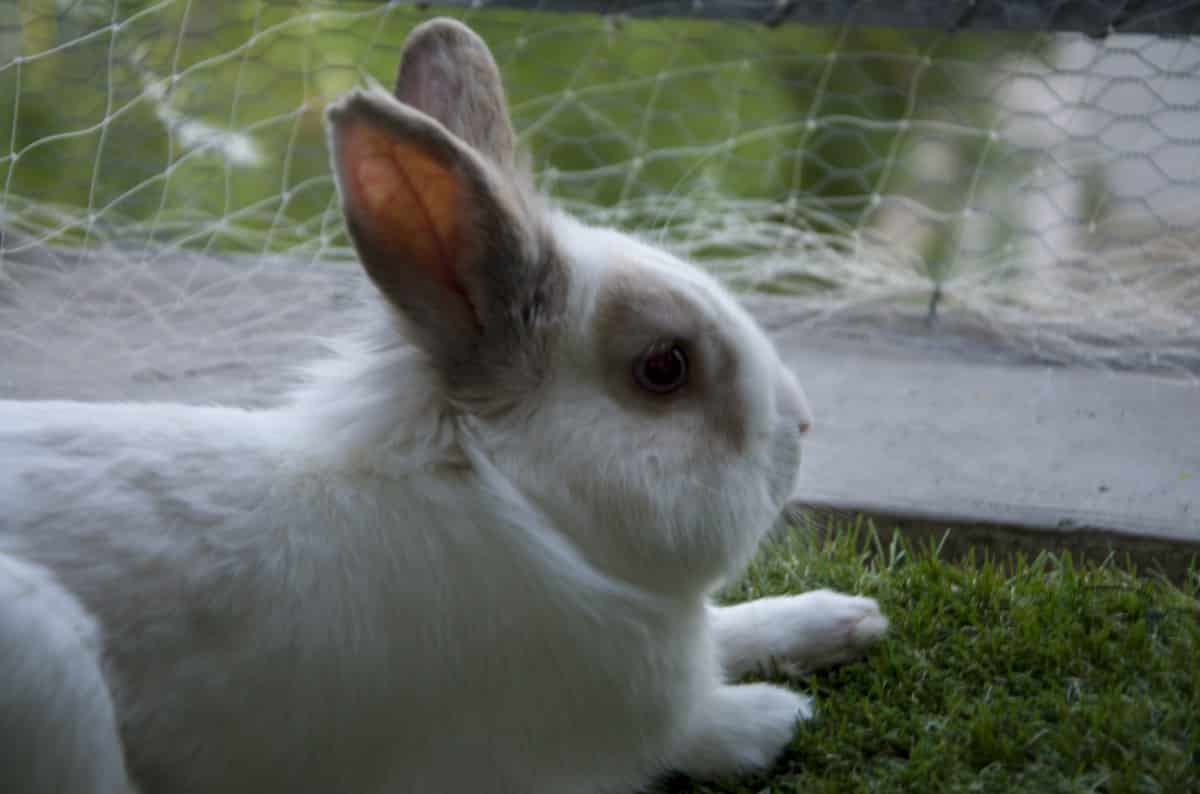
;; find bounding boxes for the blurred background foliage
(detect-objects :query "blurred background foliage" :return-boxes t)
[0,1,1037,274]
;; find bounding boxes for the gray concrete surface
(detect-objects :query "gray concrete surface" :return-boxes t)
[775,321,1199,538]
[3,240,1198,572]
[768,314,1200,578]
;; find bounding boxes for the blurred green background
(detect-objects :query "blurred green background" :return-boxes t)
[0,1,1037,287]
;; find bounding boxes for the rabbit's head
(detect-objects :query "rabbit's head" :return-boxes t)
[327,19,812,593]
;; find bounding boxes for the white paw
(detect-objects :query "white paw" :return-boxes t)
[749,681,815,725]
[677,683,812,779]
[766,590,889,677]
[738,684,814,769]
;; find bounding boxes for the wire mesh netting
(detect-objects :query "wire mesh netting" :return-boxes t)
[1,0,1198,409]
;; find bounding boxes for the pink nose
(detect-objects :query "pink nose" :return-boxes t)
[777,369,814,434]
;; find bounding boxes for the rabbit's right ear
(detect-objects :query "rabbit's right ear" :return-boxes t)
[327,90,559,398]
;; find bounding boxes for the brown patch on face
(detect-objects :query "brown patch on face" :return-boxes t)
[591,269,749,452]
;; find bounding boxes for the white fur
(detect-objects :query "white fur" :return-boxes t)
[0,216,883,793]
[0,42,884,794]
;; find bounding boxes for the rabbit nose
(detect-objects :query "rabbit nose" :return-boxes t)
[778,369,814,434]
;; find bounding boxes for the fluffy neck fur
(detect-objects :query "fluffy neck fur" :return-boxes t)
[284,310,671,614]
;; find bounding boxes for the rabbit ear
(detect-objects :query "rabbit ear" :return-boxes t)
[327,91,560,398]
[393,18,516,169]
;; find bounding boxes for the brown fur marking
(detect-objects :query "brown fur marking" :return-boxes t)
[592,268,749,452]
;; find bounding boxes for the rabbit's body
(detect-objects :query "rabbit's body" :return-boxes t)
[0,19,887,794]
[0,395,714,794]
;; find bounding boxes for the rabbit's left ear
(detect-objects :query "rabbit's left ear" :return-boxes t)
[393,18,516,170]
[327,91,561,398]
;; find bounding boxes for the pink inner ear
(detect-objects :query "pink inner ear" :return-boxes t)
[339,123,476,314]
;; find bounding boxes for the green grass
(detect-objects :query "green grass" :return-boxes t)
[665,521,1200,793]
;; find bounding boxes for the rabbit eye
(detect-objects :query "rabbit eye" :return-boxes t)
[634,343,688,394]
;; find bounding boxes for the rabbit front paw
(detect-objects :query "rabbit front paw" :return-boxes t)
[672,683,811,780]
[713,589,888,679]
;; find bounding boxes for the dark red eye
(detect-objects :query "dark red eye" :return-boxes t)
[634,343,688,394]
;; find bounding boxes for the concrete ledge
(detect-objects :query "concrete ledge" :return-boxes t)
[791,499,1200,584]
[751,291,1200,580]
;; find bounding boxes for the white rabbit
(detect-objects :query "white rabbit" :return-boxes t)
[0,18,887,794]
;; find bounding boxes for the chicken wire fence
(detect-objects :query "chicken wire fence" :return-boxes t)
[1,0,1199,405]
